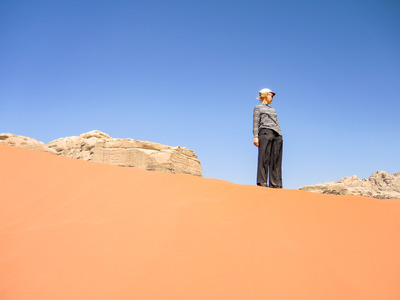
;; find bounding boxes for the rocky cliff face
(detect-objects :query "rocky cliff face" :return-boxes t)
[0,131,202,176]
[300,171,400,199]
[0,133,57,155]
[47,131,202,176]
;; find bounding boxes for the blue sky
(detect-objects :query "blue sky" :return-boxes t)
[1,0,399,188]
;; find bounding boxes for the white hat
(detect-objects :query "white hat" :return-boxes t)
[258,88,276,96]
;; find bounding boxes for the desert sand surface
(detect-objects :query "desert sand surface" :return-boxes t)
[1,144,400,300]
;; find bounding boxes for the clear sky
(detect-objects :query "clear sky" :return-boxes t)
[1,0,399,188]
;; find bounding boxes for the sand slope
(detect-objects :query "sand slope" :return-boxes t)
[1,144,399,300]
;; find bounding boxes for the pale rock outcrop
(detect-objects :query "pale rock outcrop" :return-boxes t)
[0,131,202,176]
[47,130,202,176]
[300,171,400,199]
[0,133,57,155]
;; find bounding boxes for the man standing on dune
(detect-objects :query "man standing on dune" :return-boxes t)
[253,88,283,188]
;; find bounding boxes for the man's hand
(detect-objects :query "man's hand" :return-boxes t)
[254,137,259,147]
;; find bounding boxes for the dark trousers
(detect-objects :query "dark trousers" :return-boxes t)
[257,128,283,187]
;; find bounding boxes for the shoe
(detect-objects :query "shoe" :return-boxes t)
[270,185,282,189]
[257,183,268,187]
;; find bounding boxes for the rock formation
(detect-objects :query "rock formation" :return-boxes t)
[300,171,400,199]
[0,133,57,155]
[0,131,202,176]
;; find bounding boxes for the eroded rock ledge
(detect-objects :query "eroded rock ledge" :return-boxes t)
[0,130,202,176]
[300,171,400,199]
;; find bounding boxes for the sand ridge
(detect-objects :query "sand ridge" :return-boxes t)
[1,144,400,299]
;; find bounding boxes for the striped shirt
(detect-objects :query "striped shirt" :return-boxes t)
[253,103,282,137]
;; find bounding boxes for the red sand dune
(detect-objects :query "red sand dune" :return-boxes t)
[1,144,400,300]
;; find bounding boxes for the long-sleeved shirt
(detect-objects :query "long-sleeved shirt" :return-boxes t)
[253,103,282,137]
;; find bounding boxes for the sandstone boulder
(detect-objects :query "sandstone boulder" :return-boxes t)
[0,133,57,155]
[300,171,400,199]
[47,130,202,176]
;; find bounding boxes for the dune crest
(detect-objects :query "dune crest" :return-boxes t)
[1,145,400,300]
